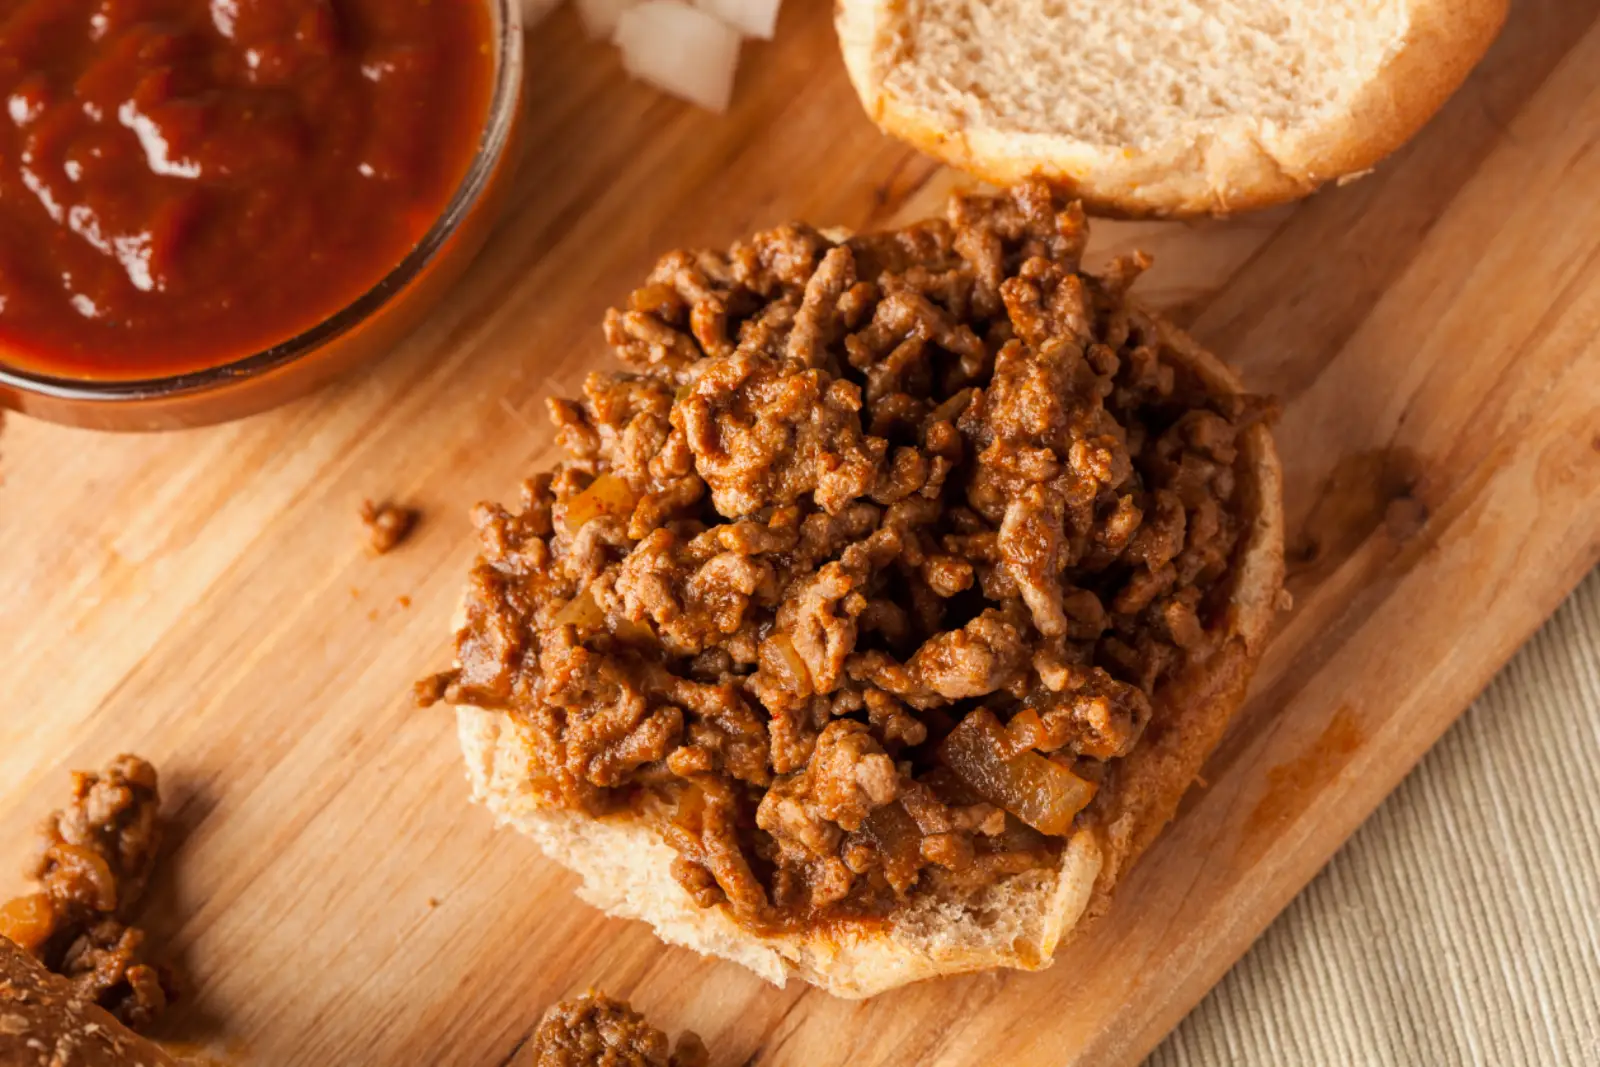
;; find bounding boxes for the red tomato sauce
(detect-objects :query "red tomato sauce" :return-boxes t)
[0,0,494,380]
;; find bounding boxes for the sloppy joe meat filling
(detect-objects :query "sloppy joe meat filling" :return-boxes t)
[0,755,171,1028]
[434,181,1271,931]
[531,992,708,1067]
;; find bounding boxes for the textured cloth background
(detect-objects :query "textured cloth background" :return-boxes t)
[1151,568,1600,1067]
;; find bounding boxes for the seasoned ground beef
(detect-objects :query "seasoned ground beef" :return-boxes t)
[530,992,707,1067]
[361,500,419,554]
[0,756,174,1029]
[433,181,1271,930]
[0,937,178,1067]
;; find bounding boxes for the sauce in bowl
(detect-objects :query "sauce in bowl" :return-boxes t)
[0,0,495,381]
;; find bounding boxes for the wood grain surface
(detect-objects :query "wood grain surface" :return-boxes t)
[4,2,1600,1064]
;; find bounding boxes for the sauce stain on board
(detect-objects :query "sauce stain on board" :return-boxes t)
[1239,705,1367,865]
[1287,447,1429,589]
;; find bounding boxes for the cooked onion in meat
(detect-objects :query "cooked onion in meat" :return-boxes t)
[615,1,742,113]
[562,473,638,533]
[939,710,1096,836]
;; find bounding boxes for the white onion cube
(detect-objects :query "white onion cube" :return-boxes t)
[615,1,742,113]
[694,0,780,39]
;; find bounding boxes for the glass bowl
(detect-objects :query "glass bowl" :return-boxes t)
[0,0,525,432]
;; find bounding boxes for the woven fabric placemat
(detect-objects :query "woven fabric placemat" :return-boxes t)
[1151,567,1600,1066]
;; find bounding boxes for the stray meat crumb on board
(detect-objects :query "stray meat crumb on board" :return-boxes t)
[413,672,454,707]
[0,755,174,1030]
[428,180,1276,933]
[531,992,708,1067]
[361,500,420,554]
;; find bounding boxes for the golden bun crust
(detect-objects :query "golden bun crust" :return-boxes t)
[835,0,1508,218]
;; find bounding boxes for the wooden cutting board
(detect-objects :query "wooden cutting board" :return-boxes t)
[4,2,1600,1064]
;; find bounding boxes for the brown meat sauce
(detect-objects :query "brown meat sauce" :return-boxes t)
[530,992,707,1067]
[0,755,172,1029]
[433,182,1271,933]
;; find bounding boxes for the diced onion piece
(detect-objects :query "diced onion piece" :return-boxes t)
[522,0,566,27]
[613,616,657,644]
[553,586,656,643]
[939,710,1096,836]
[672,780,707,832]
[990,813,1050,855]
[0,892,56,954]
[615,1,741,114]
[758,634,813,698]
[562,473,638,533]
[576,0,641,37]
[694,0,780,39]
[553,588,605,630]
[862,801,923,895]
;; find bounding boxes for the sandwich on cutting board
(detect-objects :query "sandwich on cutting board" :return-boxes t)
[428,0,1506,1003]
[837,0,1509,216]
[436,179,1285,998]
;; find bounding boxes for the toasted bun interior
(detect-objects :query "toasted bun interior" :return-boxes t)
[836,0,1507,216]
